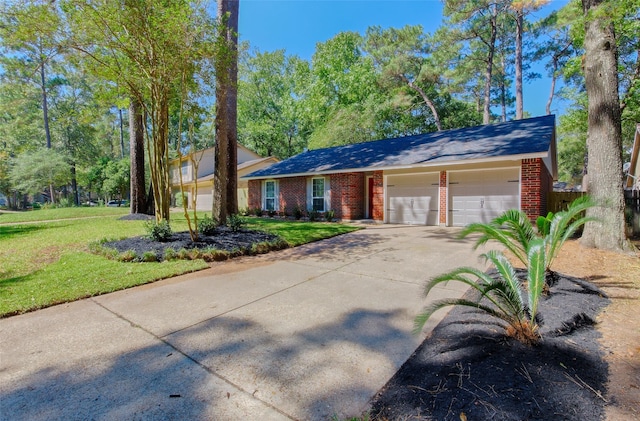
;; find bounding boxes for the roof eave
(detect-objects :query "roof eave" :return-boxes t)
[242,151,550,180]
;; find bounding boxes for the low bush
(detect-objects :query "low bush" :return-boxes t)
[142,251,158,262]
[227,214,246,232]
[144,219,172,242]
[308,209,320,222]
[199,214,217,236]
[164,247,177,260]
[293,206,304,220]
[324,209,336,222]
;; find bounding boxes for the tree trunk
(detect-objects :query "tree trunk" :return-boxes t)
[70,162,79,206]
[515,9,524,119]
[580,0,632,251]
[483,5,498,124]
[129,97,147,214]
[119,108,125,158]
[407,80,442,131]
[213,0,239,224]
[546,55,558,115]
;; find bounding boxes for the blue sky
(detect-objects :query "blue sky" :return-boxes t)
[237,0,572,118]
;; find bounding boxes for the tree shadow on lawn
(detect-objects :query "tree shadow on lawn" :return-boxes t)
[0,223,54,240]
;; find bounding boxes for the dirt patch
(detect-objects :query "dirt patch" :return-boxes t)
[370,240,640,421]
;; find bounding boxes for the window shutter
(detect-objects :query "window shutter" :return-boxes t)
[324,177,330,212]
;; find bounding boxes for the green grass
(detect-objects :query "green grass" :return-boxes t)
[245,217,360,246]
[0,206,129,224]
[0,209,360,317]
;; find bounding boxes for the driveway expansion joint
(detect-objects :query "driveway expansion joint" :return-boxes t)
[88,297,297,420]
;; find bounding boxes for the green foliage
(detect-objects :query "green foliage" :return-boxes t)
[227,214,246,232]
[460,196,596,274]
[164,247,177,261]
[9,148,71,196]
[308,209,321,222]
[324,209,336,222]
[292,206,304,220]
[144,219,173,242]
[199,214,217,236]
[414,248,544,345]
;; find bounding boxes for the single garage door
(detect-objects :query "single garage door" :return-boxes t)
[449,169,520,226]
[387,173,439,225]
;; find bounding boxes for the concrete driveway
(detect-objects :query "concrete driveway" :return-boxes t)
[0,225,485,420]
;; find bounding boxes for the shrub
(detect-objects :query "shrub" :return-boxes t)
[293,206,304,220]
[324,209,335,222]
[459,196,595,285]
[177,248,190,260]
[414,240,547,345]
[118,250,138,262]
[199,214,217,236]
[142,251,157,262]
[268,209,277,217]
[308,209,320,222]
[144,219,172,242]
[227,214,246,232]
[252,207,264,217]
[164,247,177,261]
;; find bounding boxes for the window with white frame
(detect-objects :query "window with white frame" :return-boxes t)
[263,180,277,211]
[311,177,325,212]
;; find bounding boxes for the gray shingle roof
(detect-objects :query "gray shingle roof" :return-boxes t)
[245,115,555,179]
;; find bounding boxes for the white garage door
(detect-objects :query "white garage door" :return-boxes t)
[449,169,520,227]
[387,173,439,225]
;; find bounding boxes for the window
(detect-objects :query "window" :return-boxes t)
[312,178,325,212]
[264,180,277,211]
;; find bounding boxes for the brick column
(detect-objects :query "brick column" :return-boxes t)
[521,158,547,221]
[439,171,447,225]
[372,171,384,221]
[248,180,261,210]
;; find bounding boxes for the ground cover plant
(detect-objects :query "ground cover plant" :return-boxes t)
[0,209,359,317]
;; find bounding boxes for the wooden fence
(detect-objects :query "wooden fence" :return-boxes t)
[547,190,640,235]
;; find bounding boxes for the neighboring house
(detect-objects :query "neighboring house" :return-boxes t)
[625,124,640,191]
[244,115,558,226]
[170,144,278,211]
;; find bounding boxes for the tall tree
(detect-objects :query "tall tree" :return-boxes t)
[238,49,310,159]
[443,0,508,124]
[579,0,631,251]
[129,97,147,214]
[65,0,215,222]
[213,0,239,224]
[1,1,64,202]
[365,25,443,131]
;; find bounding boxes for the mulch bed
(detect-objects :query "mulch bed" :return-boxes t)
[370,273,610,421]
[103,226,281,261]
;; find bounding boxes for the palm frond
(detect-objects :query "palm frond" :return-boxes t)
[527,238,546,324]
[459,220,528,266]
[423,266,493,297]
[413,298,511,335]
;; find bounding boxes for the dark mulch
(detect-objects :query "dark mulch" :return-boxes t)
[370,273,610,421]
[103,227,281,261]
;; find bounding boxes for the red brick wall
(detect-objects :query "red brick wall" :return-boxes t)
[439,171,447,224]
[372,171,384,221]
[248,180,261,210]
[279,177,307,215]
[521,158,552,221]
[330,172,365,220]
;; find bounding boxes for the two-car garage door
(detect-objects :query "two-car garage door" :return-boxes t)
[386,169,520,226]
[449,168,520,226]
[387,173,439,225]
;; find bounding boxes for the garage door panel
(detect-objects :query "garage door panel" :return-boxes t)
[449,169,519,227]
[387,174,439,225]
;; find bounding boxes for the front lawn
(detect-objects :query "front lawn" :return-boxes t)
[0,209,360,317]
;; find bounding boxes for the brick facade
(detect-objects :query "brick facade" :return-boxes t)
[248,180,261,210]
[248,160,552,224]
[439,171,447,224]
[521,158,551,221]
[371,171,384,221]
[279,177,307,215]
[329,172,365,220]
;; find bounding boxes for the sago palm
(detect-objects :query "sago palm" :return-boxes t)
[459,196,595,284]
[414,239,547,345]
